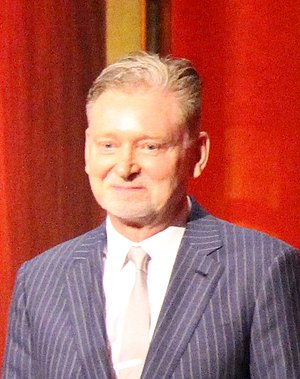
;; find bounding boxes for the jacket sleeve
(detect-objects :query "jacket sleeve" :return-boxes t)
[2,263,38,378]
[250,248,300,378]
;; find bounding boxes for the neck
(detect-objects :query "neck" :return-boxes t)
[109,198,190,242]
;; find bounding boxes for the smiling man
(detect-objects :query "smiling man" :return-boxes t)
[3,52,300,379]
[85,85,208,240]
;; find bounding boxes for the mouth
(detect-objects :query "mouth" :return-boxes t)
[111,185,145,192]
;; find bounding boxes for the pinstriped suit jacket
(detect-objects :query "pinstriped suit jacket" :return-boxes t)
[2,199,300,378]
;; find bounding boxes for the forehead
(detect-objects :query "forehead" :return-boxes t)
[87,88,185,135]
[88,87,178,113]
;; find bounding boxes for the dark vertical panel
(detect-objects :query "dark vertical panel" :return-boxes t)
[0,0,106,362]
[145,0,171,55]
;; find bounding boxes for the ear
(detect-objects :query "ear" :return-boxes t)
[84,128,91,175]
[192,131,210,178]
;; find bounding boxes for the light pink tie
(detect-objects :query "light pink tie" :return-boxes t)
[118,247,151,379]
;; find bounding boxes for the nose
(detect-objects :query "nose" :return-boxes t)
[114,147,141,180]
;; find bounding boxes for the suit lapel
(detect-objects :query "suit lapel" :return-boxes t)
[143,201,224,379]
[64,200,224,378]
[66,225,114,378]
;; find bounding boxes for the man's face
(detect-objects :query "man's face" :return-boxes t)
[85,88,208,229]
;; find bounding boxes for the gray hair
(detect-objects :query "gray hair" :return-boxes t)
[86,51,202,134]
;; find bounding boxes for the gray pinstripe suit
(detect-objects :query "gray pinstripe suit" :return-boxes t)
[3,199,300,378]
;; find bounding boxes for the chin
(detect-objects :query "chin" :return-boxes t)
[104,203,157,222]
[113,210,156,223]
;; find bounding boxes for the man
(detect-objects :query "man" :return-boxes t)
[3,52,300,378]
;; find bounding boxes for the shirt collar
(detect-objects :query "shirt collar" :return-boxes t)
[106,217,133,271]
[106,211,188,269]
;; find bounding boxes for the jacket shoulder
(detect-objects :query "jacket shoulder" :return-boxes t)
[188,197,297,259]
[216,216,295,251]
[22,224,106,274]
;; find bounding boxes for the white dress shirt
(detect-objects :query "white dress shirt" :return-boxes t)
[103,216,186,373]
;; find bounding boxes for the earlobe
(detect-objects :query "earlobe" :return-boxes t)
[193,131,210,178]
[193,164,201,178]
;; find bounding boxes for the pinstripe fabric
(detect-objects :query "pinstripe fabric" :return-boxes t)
[2,225,114,379]
[3,198,300,378]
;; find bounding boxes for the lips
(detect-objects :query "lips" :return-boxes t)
[110,185,145,191]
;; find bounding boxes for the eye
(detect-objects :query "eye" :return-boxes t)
[139,141,164,155]
[103,143,114,149]
[95,140,117,153]
[144,143,159,151]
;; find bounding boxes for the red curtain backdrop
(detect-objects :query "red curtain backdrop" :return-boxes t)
[171,0,300,249]
[1,0,300,368]
[0,1,105,364]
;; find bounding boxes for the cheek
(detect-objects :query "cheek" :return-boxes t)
[142,155,179,179]
[145,164,174,183]
[88,154,114,178]
[157,161,191,192]
[145,163,180,189]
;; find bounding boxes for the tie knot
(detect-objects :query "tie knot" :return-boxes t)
[128,247,150,272]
